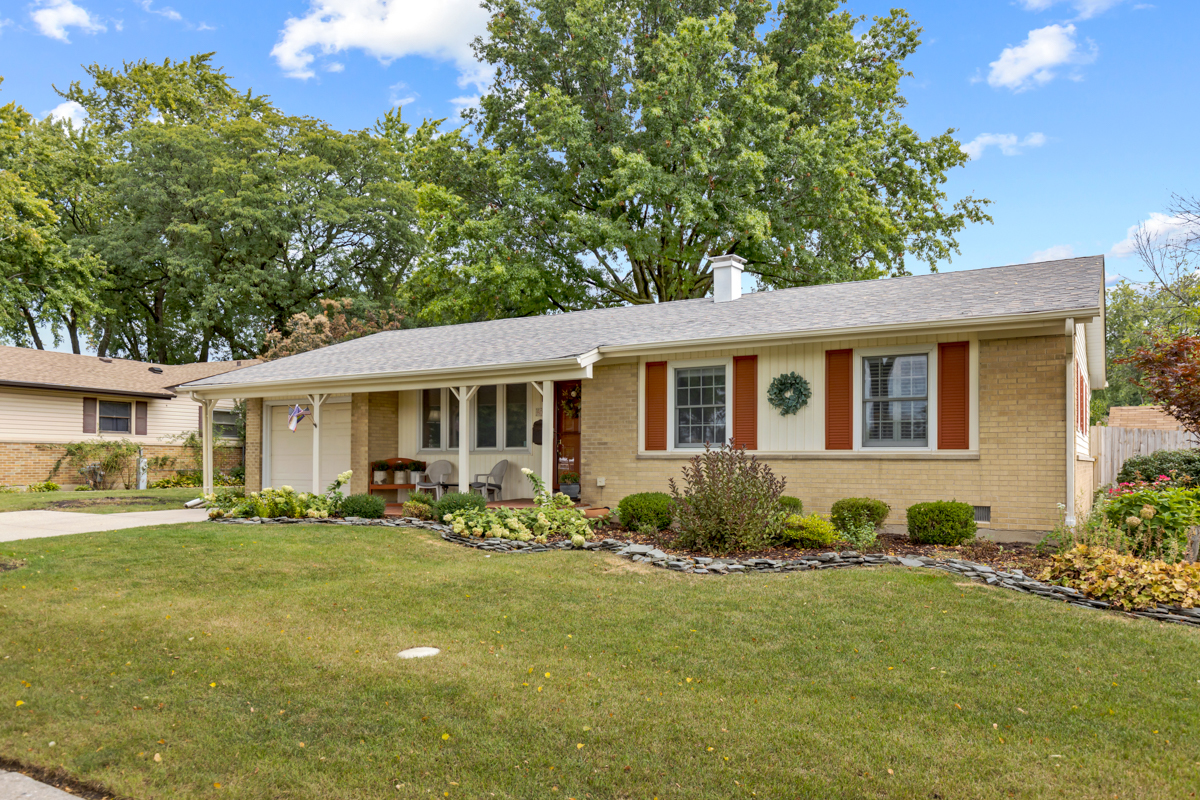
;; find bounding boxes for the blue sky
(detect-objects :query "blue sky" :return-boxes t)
[1,0,1197,292]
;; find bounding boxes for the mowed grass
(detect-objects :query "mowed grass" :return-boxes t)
[2,524,1198,800]
[0,487,200,514]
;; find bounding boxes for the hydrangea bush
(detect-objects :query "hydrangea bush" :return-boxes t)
[207,471,352,519]
[442,468,595,546]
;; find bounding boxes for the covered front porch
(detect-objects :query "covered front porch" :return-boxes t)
[191,352,599,504]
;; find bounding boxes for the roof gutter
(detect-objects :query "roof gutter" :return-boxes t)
[0,379,175,399]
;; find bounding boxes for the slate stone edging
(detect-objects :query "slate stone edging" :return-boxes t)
[206,518,1200,628]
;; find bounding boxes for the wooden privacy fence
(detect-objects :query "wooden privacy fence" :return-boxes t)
[1090,426,1199,487]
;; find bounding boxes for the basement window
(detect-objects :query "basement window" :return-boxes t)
[973,505,991,524]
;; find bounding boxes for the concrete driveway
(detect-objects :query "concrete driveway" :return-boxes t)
[0,508,208,542]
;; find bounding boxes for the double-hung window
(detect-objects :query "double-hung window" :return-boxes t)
[421,384,527,451]
[674,366,726,447]
[213,409,241,439]
[862,354,928,447]
[98,401,131,433]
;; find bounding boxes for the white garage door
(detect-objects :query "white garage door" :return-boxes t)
[268,403,351,493]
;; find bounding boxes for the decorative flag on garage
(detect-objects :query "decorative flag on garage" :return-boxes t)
[287,404,315,431]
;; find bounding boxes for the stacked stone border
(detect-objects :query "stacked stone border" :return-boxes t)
[209,517,1200,628]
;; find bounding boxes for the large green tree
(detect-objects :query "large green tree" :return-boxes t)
[465,0,989,305]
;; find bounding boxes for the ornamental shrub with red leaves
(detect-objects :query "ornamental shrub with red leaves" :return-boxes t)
[1119,333,1200,438]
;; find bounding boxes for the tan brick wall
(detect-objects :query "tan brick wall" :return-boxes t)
[1107,406,1181,431]
[348,391,400,497]
[580,334,1070,534]
[244,399,263,492]
[350,393,369,496]
[0,441,240,489]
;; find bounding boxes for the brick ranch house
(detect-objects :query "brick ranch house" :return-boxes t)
[180,256,1106,538]
[0,346,253,489]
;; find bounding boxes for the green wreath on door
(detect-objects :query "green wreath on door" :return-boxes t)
[767,372,812,416]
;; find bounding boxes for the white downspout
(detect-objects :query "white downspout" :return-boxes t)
[1064,319,1076,527]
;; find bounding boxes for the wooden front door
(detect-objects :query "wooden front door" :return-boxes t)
[554,380,581,491]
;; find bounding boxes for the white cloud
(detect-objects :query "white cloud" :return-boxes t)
[962,132,1047,160]
[271,0,490,85]
[449,95,480,124]
[0,18,12,35]
[987,24,1097,91]
[1110,212,1191,258]
[30,0,105,42]
[389,81,417,108]
[324,61,345,73]
[44,100,86,127]
[1019,0,1124,19]
[136,0,181,22]
[1031,244,1075,262]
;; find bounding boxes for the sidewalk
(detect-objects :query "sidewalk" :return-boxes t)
[0,508,208,542]
[0,770,76,799]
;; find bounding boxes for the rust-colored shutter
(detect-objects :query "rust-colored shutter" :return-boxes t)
[938,342,970,450]
[83,397,97,434]
[732,355,757,449]
[825,349,853,450]
[645,361,668,451]
[135,401,148,436]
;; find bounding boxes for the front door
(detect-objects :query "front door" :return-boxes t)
[554,380,581,492]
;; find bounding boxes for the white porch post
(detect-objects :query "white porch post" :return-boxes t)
[200,398,216,496]
[541,380,555,490]
[307,394,327,493]
[449,385,479,494]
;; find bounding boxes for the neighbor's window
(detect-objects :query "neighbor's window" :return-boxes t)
[505,383,527,448]
[675,366,726,447]
[99,401,131,433]
[213,409,240,439]
[863,354,928,447]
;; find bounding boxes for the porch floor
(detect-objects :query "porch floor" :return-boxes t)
[384,498,610,519]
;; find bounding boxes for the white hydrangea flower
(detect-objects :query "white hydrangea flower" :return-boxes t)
[521,467,534,476]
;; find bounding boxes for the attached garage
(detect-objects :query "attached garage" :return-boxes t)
[265,400,351,493]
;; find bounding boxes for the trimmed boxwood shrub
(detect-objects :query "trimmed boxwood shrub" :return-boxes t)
[779,496,804,515]
[781,513,838,548]
[1117,449,1200,487]
[617,492,674,530]
[907,501,977,545]
[434,491,487,519]
[340,493,386,519]
[830,497,890,531]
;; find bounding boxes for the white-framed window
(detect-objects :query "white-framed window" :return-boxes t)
[212,409,241,439]
[862,354,929,447]
[99,400,132,433]
[420,384,529,452]
[661,357,732,450]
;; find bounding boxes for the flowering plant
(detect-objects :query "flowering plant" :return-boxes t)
[444,468,594,546]
[207,470,352,520]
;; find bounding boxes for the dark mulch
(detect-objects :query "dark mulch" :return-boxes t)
[590,524,1052,574]
[0,557,24,573]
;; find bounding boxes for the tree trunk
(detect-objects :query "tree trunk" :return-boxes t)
[21,308,44,350]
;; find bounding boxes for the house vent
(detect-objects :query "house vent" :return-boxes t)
[973,505,991,524]
[99,357,112,363]
[148,366,163,374]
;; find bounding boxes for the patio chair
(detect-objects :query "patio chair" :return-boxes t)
[470,460,508,502]
[415,460,453,500]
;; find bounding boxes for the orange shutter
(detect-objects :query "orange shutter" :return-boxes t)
[825,349,853,450]
[732,355,758,450]
[645,361,668,451]
[938,342,970,450]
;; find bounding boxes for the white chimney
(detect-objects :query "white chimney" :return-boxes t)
[710,253,746,302]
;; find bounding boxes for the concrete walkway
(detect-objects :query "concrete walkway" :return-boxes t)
[0,508,208,542]
[0,771,76,799]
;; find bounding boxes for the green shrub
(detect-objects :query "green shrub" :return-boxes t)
[781,514,838,548]
[26,481,60,493]
[399,501,433,520]
[779,496,803,515]
[74,485,94,492]
[409,490,437,506]
[1040,544,1200,610]
[616,492,673,531]
[906,501,977,545]
[830,497,890,531]
[1117,449,1200,487]
[444,504,593,545]
[340,493,387,519]
[0,485,19,494]
[1104,486,1200,562]
[670,442,787,554]
[56,439,139,489]
[230,465,246,483]
[435,491,487,519]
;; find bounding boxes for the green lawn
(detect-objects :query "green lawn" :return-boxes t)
[0,487,201,514]
[2,524,1198,799]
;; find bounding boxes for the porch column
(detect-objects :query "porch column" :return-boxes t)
[307,393,328,494]
[450,385,479,494]
[541,380,555,490]
[200,398,216,495]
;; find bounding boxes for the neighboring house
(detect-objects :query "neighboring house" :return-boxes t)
[1107,406,1182,431]
[180,256,1107,536]
[0,346,255,488]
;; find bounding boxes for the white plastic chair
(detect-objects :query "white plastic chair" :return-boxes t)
[415,460,453,500]
[470,460,508,502]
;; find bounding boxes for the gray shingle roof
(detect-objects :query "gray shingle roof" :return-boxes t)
[182,256,1104,389]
